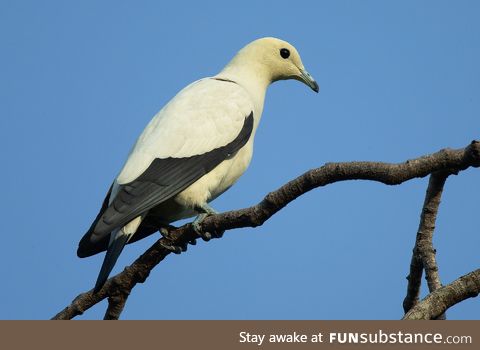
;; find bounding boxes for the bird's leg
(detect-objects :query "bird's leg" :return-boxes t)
[192,204,225,241]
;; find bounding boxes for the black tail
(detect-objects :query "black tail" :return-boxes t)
[93,230,131,292]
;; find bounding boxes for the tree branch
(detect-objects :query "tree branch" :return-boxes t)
[52,140,480,320]
[403,269,480,320]
[403,171,449,319]
[104,290,130,320]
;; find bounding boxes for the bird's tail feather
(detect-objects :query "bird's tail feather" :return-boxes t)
[93,228,132,292]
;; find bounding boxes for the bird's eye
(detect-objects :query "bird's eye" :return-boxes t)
[280,48,290,59]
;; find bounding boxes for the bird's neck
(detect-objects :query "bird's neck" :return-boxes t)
[215,62,271,120]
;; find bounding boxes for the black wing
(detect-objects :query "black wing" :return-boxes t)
[77,112,253,257]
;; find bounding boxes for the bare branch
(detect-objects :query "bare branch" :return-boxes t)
[52,140,480,320]
[403,269,480,320]
[104,291,130,320]
[421,173,448,293]
[403,171,449,319]
[403,251,423,315]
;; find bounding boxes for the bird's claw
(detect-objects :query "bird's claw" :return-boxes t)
[159,240,183,254]
[159,226,189,254]
[192,220,212,241]
[192,206,224,241]
[159,226,174,240]
[192,220,224,241]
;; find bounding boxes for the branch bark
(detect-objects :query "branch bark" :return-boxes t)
[403,171,449,319]
[104,290,130,320]
[52,141,480,320]
[403,269,480,320]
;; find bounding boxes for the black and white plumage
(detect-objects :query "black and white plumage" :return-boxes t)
[78,37,318,291]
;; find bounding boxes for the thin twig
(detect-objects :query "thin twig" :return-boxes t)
[52,141,480,320]
[403,171,450,319]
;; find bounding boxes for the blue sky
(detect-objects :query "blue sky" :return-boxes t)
[0,0,479,320]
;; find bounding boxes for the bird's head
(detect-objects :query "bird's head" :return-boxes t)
[220,37,319,93]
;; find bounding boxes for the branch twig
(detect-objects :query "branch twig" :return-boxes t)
[403,269,480,320]
[52,141,480,320]
[104,290,130,320]
[403,171,450,319]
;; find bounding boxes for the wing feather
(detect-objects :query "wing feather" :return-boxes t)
[92,112,253,237]
[116,79,253,183]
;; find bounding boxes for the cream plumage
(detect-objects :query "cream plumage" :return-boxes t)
[78,37,318,291]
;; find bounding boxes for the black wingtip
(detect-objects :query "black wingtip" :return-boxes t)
[78,184,114,258]
[77,244,91,259]
[77,231,109,258]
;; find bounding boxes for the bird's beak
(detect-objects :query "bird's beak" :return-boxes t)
[297,68,319,93]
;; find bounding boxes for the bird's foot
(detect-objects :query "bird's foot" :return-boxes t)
[158,225,194,254]
[158,225,177,240]
[192,214,212,241]
[192,213,225,241]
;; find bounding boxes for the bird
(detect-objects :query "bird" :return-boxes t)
[77,37,319,292]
